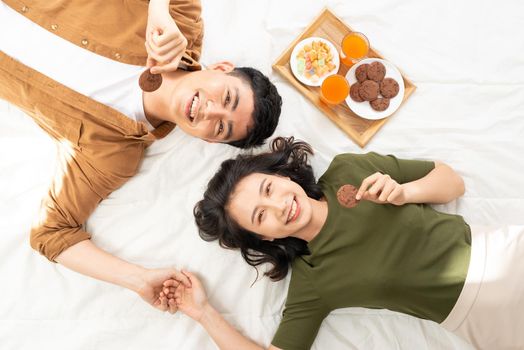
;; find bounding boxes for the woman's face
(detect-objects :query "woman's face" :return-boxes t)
[227,173,313,240]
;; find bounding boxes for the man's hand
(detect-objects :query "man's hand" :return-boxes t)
[164,271,209,321]
[356,172,408,206]
[134,267,191,313]
[146,0,188,74]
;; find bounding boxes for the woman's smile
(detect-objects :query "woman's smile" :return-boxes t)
[286,196,300,224]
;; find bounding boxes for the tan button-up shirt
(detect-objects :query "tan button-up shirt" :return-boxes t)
[0,0,204,261]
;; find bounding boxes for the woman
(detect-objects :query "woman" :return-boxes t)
[162,137,523,349]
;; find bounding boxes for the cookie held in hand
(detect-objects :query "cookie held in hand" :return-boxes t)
[139,69,162,92]
[337,184,359,208]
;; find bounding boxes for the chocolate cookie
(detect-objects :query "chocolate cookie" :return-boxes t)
[380,78,399,98]
[350,82,364,102]
[358,80,379,101]
[370,97,390,112]
[139,69,162,92]
[355,64,369,83]
[367,61,386,82]
[337,184,359,208]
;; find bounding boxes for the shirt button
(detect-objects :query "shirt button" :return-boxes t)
[81,39,89,46]
[21,5,29,13]
[51,24,58,31]
[114,52,121,59]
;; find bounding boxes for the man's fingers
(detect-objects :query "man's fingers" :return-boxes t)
[151,56,182,74]
[153,30,179,47]
[145,41,167,64]
[147,37,181,56]
[146,57,156,69]
[146,40,180,65]
[163,279,178,287]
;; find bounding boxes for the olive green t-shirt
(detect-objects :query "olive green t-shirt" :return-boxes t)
[272,153,471,350]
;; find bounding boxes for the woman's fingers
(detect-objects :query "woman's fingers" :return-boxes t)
[168,298,178,314]
[160,296,169,311]
[174,286,184,299]
[378,180,397,202]
[163,279,178,287]
[174,270,192,288]
[387,186,404,204]
[367,175,388,197]
[356,172,381,200]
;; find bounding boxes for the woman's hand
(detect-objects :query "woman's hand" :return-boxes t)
[134,267,191,313]
[356,172,407,206]
[146,0,188,74]
[164,271,209,321]
[165,272,272,350]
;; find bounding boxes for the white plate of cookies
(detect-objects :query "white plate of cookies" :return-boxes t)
[290,37,340,87]
[345,58,405,120]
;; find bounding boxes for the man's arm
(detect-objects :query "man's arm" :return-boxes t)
[26,124,189,311]
[56,240,189,311]
[146,0,203,73]
[168,272,282,350]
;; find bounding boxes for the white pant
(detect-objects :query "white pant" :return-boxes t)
[441,225,524,349]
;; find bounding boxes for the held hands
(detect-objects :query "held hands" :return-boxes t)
[134,267,191,313]
[162,271,209,321]
[356,172,408,206]
[146,0,188,74]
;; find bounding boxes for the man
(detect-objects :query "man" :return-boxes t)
[0,0,282,312]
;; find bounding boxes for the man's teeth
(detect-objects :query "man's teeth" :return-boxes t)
[190,95,199,119]
[288,199,297,222]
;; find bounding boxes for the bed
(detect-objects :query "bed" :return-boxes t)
[1,0,523,349]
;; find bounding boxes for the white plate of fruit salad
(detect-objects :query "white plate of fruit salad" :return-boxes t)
[290,37,340,87]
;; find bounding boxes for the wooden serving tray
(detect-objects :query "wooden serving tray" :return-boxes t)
[272,8,416,147]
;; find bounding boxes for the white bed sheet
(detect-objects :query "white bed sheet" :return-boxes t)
[1,0,523,349]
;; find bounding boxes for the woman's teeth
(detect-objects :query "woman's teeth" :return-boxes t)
[288,199,297,222]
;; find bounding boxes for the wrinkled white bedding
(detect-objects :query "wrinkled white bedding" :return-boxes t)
[1,0,523,349]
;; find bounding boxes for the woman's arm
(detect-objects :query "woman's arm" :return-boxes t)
[56,240,190,312]
[356,160,465,205]
[166,272,281,350]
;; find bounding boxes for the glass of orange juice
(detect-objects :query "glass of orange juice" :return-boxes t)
[340,32,369,66]
[320,74,349,105]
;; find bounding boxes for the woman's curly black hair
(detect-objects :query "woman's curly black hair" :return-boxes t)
[194,137,323,281]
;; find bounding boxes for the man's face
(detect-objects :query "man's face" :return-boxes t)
[169,63,254,143]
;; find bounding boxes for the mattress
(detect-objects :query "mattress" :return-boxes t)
[1,0,523,349]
